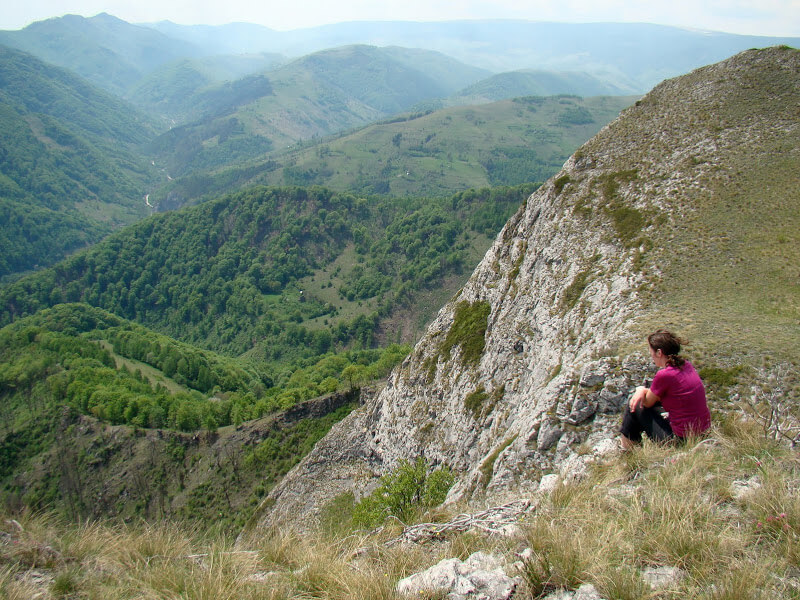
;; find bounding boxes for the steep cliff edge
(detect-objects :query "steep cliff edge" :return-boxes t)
[253,46,800,531]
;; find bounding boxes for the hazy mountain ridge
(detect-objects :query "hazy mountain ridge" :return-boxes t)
[144,44,492,176]
[0,44,158,145]
[147,18,800,91]
[129,54,286,122]
[255,46,800,530]
[6,13,794,197]
[0,13,204,96]
[0,26,634,282]
[6,14,799,107]
[450,70,633,103]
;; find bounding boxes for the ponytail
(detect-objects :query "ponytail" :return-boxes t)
[665,354,686,368]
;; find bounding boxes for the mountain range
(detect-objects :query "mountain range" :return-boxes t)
[4,14,800,101]
[0,23,643,279]
[146,18,800,92]
[0,10,797,550]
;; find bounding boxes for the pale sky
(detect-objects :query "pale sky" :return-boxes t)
[2,0,799,37]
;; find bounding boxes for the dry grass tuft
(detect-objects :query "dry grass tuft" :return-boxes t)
[2,414,800,598]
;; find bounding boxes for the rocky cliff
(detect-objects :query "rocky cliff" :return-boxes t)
[253,46,800,531]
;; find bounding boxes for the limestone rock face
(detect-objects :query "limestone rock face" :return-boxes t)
[254,47,800,531]
[257,151,654,527]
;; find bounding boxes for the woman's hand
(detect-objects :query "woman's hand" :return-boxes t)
[629,386,648,412]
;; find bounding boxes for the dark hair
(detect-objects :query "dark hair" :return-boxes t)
[648,329,686,368]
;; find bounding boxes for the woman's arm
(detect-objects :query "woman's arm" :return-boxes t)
[629,386,661,411]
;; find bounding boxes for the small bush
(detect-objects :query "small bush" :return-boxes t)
[608,205,646,247]
[561,268,591,312]
[352,457,454,528]
[51,568,80,597]
[553,175,571,195]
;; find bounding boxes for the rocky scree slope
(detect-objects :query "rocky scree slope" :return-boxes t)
[253,47,800,530]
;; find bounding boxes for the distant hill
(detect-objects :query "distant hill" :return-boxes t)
[0,13,203,96]
[129,53,286,122]
[450,70,633,103]
[157,94,635,202]
[0,44,159,279]
[145,19,800,92]
[145,45,491,176]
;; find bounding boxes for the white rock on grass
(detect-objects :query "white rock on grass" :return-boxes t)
[641,565,687,590]
[537,473,560,494]
[396,551,517,600]
[542,583,605,600]
[730,475,762,500]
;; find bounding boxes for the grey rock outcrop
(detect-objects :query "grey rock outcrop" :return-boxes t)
[641,566,687,590]
[396,552,517,600]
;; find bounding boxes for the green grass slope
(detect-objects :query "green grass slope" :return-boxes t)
[561,46,800,366]
[0,45,160,279]
[157,95,634,204]
[450,69,634,104]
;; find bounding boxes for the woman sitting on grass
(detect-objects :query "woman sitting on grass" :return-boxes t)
[620,329,710,449]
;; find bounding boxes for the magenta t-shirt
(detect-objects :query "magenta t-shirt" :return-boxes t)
[650,361,710,437]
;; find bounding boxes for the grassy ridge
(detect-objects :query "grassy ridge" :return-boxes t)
[159,95,634,204]
[450,70,632,103]
[0,13,201,96]
[629,48,800,365]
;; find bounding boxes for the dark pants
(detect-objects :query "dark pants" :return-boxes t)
[620,404,674,443]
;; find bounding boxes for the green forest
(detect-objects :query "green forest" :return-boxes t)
[0,184,535,360]
[0,303,411,433]
[0,302,411,525]
[0,45,157,279]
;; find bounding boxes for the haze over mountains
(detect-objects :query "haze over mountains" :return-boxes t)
[4,14,800,101]
[147,18,800,90]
